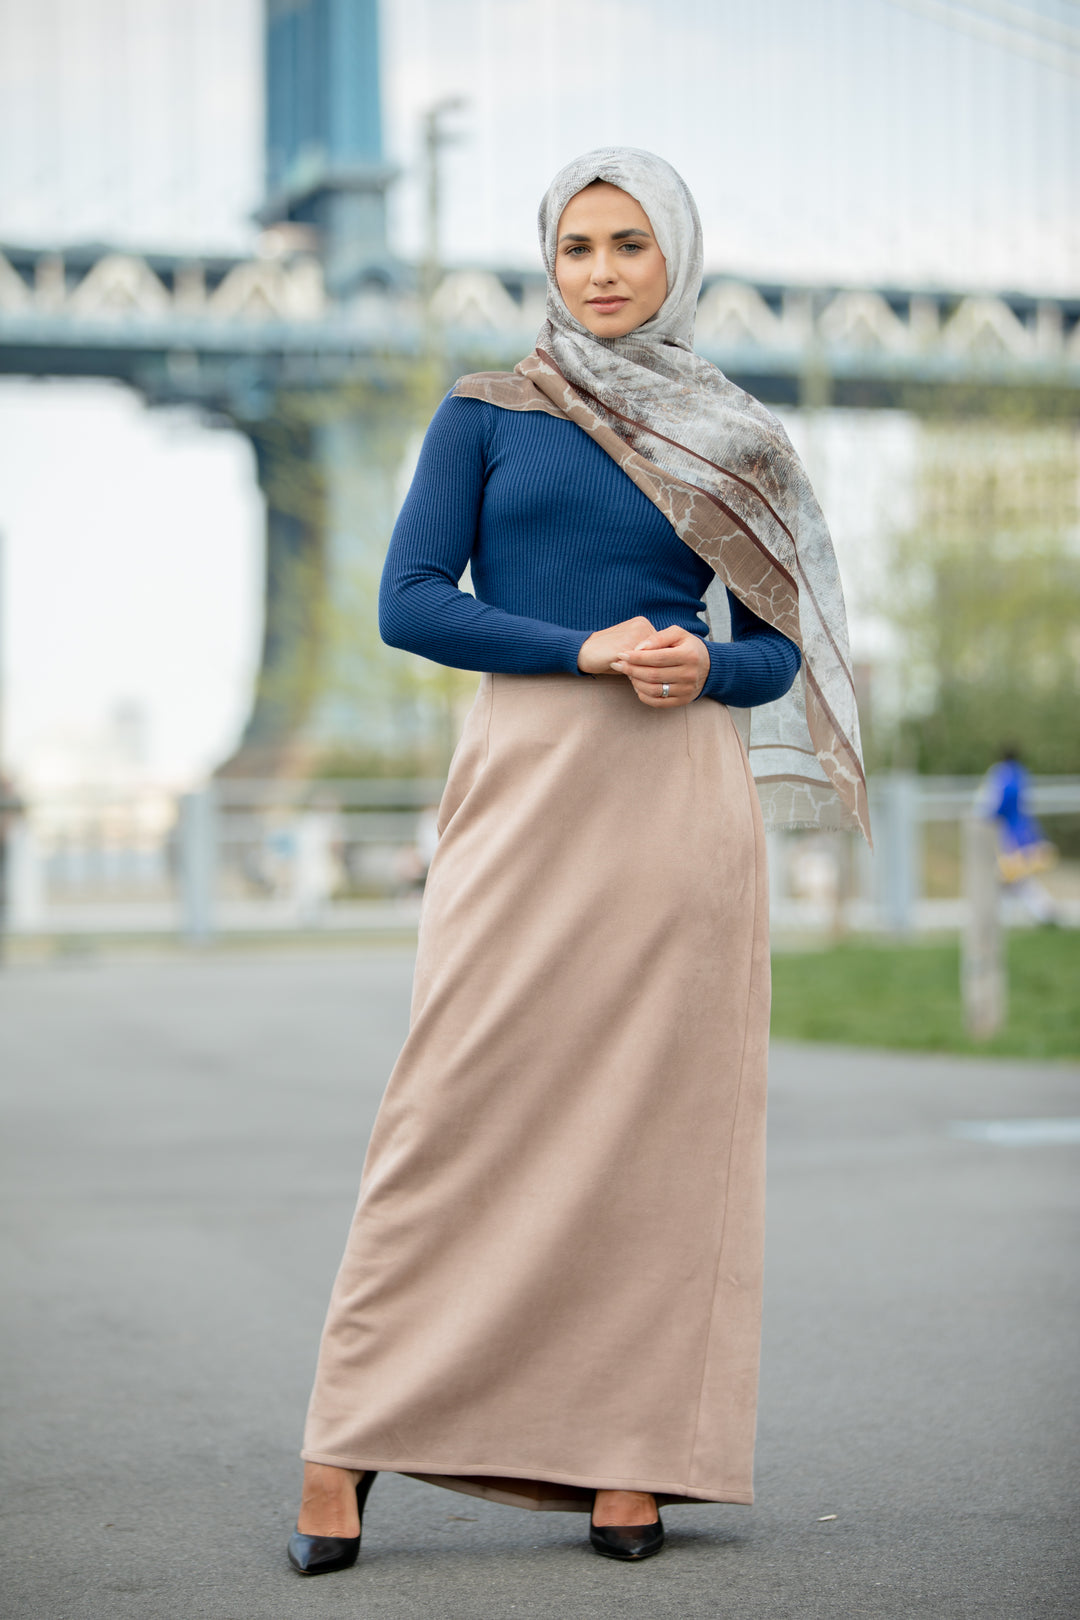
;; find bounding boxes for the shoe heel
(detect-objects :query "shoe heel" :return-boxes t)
[287,1470,379,1577]
[355,1468,378,1517]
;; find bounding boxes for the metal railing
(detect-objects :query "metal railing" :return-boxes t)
[3,774,1078,942]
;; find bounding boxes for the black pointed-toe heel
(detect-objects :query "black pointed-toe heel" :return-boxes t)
[287,1470,378,1576]
[589,1509,665,1562]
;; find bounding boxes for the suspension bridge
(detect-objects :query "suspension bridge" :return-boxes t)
[1,0,1076,770]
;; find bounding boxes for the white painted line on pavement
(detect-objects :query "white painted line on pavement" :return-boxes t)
[948,1118,1080,1146]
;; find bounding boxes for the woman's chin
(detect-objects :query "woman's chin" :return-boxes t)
[579,312,639,339]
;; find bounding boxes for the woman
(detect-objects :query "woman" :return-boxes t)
[288,147,868,1574]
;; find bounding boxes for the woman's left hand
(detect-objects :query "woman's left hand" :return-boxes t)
[611,626,711,708]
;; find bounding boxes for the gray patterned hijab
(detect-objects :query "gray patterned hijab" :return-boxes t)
[456,147,869,841]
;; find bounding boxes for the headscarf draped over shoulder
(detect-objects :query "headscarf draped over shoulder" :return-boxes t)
[455,147,870,843]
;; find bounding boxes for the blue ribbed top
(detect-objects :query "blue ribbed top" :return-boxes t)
[379,395,801,707]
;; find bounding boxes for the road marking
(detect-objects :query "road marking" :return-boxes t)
[949,1118,1080,1146]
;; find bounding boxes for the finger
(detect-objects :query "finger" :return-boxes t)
[622,671,696,693]
[629,678,692,703]
[633,626,686,651]
[634,686,691,708]
[611,642,670,663]
[618,648,689,669]
[627,668,692,688]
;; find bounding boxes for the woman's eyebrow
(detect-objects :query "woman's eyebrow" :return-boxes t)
[558,227,652,244]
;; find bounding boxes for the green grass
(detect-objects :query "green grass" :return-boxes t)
[770,928,1080,1059]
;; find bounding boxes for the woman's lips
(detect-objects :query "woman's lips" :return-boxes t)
[587,296,629,311]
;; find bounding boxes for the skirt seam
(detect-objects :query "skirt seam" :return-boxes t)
[482,672,494,766]
[683,724,761,1491]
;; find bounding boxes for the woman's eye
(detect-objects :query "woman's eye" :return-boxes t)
[619,243,641,253]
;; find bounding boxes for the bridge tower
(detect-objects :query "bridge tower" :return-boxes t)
[225,0,422,776]
[262,0,397,294]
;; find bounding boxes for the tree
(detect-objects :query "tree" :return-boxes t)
[877,421,1080,777]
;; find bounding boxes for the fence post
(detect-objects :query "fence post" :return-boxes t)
[0,798,8,967]
[179,787,217,944]
[878,771,919,934]
[962,814,1005,1039]
[6,816,43,932]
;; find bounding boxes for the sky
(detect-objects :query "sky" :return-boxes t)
[0,383,261,783]
[0,0,1075,784]
[380,0,1079,295]
[2,0,1077,288]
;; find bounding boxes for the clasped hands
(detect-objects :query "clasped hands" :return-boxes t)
[576,616,710,708]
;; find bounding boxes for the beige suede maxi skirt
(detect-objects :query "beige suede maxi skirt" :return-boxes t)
[302,671,770,1511]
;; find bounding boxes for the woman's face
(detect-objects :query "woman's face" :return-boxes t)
[554,182,668,338]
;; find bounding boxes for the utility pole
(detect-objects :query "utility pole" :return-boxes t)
[419,98,467,316]
[418,98,468,763]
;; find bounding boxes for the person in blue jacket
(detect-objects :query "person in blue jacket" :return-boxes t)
[980,746,1057,923]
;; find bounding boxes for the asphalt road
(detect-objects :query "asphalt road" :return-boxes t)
[1,947,1077,1620]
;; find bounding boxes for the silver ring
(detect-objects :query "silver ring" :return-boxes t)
[661,682,670,699]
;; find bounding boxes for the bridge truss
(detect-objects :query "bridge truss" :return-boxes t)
[2,238,1078,772]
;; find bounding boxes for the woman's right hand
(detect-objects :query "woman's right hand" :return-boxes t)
[577,616,656,676]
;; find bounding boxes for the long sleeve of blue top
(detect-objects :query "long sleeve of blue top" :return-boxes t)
[379,394,802,708]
